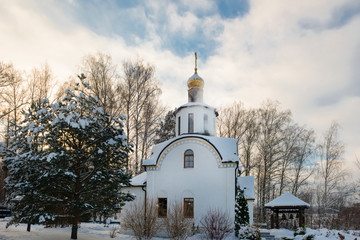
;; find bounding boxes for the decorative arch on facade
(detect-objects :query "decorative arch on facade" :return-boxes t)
[146,136,236,170]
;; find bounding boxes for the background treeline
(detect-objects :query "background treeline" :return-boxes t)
[217,101,360,229]
[0,53,359,229]
[0,53,164,177]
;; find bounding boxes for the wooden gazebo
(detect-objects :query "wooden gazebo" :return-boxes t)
[265,193,310,229]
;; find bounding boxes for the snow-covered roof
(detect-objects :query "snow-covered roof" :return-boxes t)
[142,135,239,167]
[174,102,218,116]
[237,176,255,200]
[265,193,310,208]
[129,172,147,187]
[142,138,172,166]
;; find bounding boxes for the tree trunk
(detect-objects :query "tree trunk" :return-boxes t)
[71,217,78,239]
[27,222,31,232]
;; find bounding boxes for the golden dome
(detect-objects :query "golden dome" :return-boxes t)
[187,73,204,89]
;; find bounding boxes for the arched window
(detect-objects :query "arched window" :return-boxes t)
[184,149,194,168]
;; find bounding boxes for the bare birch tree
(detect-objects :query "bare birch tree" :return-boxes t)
[80,53,119,116]
[28,63,54,103]
[317,122,345,212]
[255,100,291,221]
[218,101,247,140]
[0,65,27,138]
[239,109,259,176]
[218,102,259,176]
[120,59,162,174]
[0,62,12,88]
[276,123,299,196]
[291,127,315,195]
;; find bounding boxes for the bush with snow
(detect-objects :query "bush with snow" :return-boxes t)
[294,226,306,236]
[237,226,260,240]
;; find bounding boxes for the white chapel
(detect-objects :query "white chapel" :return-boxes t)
[122,54,254,226]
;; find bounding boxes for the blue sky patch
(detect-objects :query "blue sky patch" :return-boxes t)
[61,0,250,59]
[216,0,250,19]
[299,1,360,31]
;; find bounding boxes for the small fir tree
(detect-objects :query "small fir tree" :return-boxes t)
[234,186,250,237]
[4,81,134,239]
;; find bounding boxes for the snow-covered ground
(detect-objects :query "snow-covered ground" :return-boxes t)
[266,228,359,240]
[0,219,136,240]
[0,218,359,240]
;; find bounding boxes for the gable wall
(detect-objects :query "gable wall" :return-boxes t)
[146,138,236,226]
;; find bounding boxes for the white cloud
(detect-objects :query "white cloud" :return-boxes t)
[207,0,360,175]
[0,0,359,176]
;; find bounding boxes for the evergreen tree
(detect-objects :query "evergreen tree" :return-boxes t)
[4,81,133,239]
[234,186,250,237]
[154,110,176,144]
[4,99,52,231]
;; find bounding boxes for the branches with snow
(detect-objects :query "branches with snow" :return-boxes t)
[3,81,134,239]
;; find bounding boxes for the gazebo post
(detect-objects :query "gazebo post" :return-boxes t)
[275,209,279,229]
[299,208,304,227]
[271,212,274,228]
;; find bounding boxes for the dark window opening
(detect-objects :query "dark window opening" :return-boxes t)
[184,198,194,218]
[158,198,167,218]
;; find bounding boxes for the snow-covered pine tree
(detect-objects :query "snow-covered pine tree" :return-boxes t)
[234,186,250,237]
[4,81,134,239]
[4,99,52,232]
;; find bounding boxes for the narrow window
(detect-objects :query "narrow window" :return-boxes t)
[178,116,181,135]
[184,149,194,168]
[184,198,194,218]
[204,114,208,134]
[188,113,194,133]
[158,198,167,218]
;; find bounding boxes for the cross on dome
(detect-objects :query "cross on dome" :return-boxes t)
[187,52,204,102]
[195,52,198,74]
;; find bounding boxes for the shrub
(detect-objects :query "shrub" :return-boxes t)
[238,226,261,240]
[109,225,118,238]
[234,187,249,237]
[200,209,232,240]
[304,234,315,240]
[121,199,160,240]
[164,202,193,239]
[294,226,306,236]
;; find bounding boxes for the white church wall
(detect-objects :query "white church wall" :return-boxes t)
[146,139,236,226]
[120,186,145,221]
[247,200,254,225]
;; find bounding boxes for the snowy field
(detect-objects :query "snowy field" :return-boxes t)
[0,218,359,240]
[267,228,359,240]
[0,219,136,240]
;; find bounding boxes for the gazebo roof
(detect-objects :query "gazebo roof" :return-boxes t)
[265,193,310,208]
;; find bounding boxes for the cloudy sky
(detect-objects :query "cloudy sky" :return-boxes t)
[1,0,359,176]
